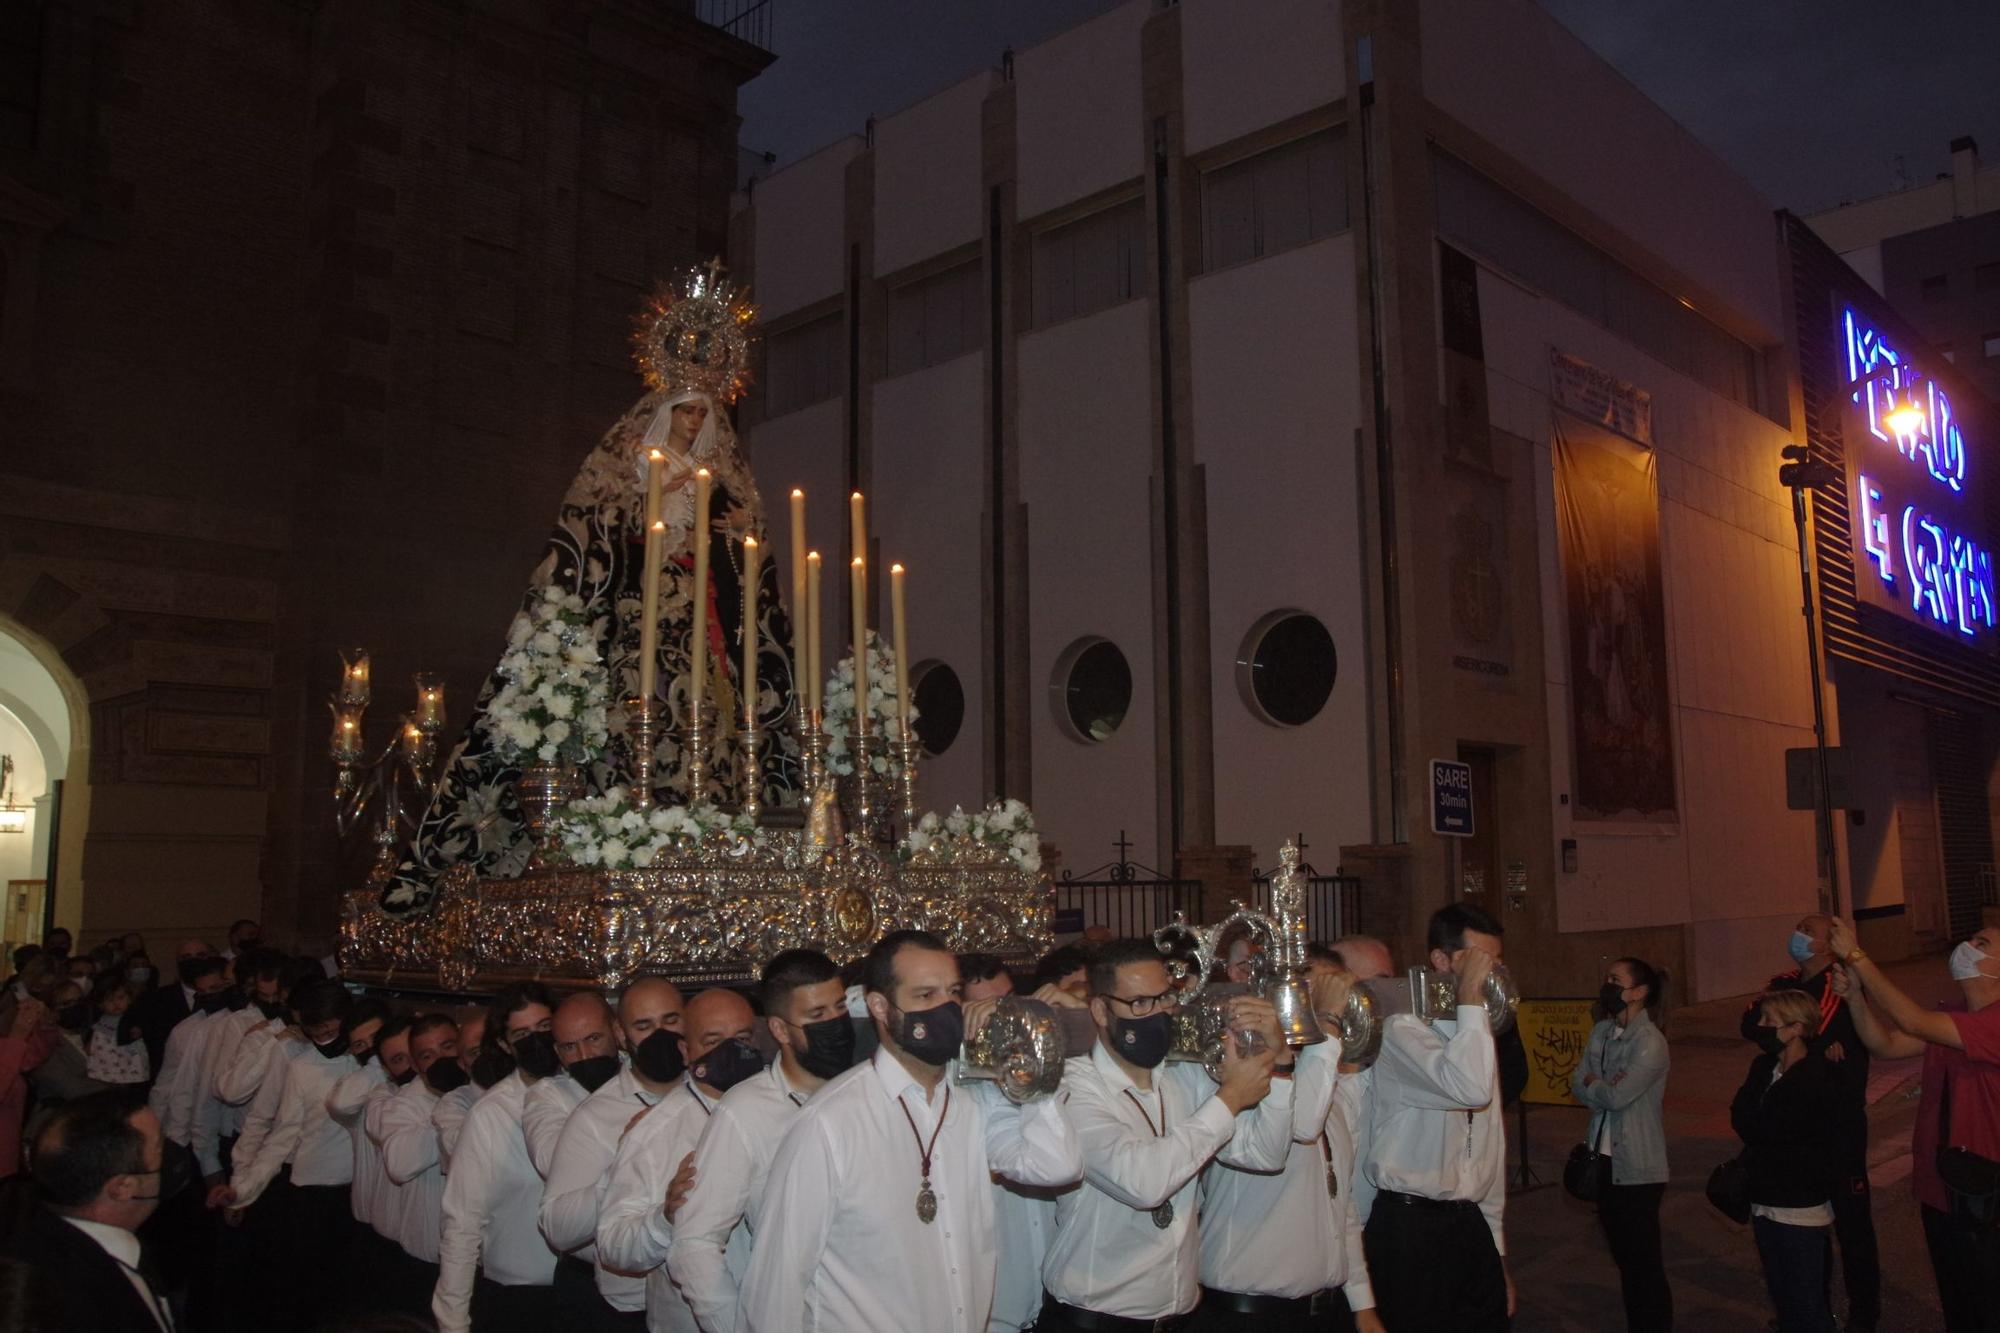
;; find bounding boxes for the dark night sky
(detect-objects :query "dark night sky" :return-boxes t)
[737,0,2000,216]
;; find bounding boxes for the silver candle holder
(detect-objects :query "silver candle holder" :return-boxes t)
[893,730,922,840]
[627,696,658,811]
[850,727,879,842]
[685,700,714,805]
[740,717,764,823]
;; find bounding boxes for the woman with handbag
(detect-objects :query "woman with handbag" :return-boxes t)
[1732,990,1841,1333]
[1569,957,1673,1332]
[1827,917,2000,1333]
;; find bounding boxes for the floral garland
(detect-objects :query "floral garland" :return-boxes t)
[553,787,766,869]
[823,630,915,777]
[905,798,1042,874]
[481,585,612,766]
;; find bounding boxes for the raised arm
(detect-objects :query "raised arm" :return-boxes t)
[1377,1009,1496,1111]
[1827,962,1928,1060]
[377,1091,442,1185]
[538,1107,617,1256]
[1828,919,1961,1050]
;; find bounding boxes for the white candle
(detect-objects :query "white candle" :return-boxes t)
[806,551,823,718]
[742,535,760,735]
[415,676,445,729]
[639,450,665,705]
[850,490,867,566]
[691,468,712,720]
[851,556,869,738]
[790,489,807,712]
[890,562,911,740]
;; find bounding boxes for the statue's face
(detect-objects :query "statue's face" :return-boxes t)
[670,400,709,447]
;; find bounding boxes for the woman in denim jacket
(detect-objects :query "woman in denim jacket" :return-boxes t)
[1572,957,1673,1332]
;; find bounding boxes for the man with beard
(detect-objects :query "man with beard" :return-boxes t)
[741,930,1084,1333]
[597,986,757,1333]
[522,991,624,1178]
[667,951,853,1332]
[376,1012,464,1314]
[433,981,559,1333]
[539,978,687,1328]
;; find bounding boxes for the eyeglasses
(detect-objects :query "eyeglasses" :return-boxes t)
[1103,989,1176,1018]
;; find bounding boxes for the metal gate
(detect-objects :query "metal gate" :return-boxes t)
[1926,710,1994,939]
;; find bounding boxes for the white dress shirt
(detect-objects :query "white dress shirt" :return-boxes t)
[374,1076,448,1262]
[433,1071,556,1333]
[226,1033,307,1177]
[62,1216,171,1332]
[1363,1006,1506,1252]
[328,1061,392,1226]
[667,1060,816,1333]
[214,1017,287,1107]
[231,1044,358,1206]
[598,1079,727,1333]
[1042,1042,1296,1320]
[989,1172,1063,1332]
[740,1050,1082,1333]
[1198,1039,1373,1307]
[148,1011,211,1145]
[538,1065,664,1312]
[522,1071,588,1178]
[190,1006,263,1176]
[434,1080,484,1172]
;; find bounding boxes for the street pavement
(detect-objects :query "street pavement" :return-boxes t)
[1504,954,1954,1332]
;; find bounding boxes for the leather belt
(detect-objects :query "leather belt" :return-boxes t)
[1375,1188,1480,1213]
[1198,1286,1344,1316]
[1040,1292,1197,1333]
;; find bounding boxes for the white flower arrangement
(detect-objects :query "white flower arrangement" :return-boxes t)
[904,797,1042,874]
[823,630,916,777]
[482,584,612,766]
[553,787,766,869]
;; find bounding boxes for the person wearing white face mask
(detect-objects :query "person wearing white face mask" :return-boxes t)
[1827,917,2000,1333]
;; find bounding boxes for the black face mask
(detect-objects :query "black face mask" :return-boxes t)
[133,1142,194,1204]
[566,1053,621,1094]
[892,1001,964,1067]
[1598,983,1629,1016]
[177,959,208,988]
[1753,1026,1786,1055]
[194,991,230,1016]
[390,1067,417,1087]
[632,1028,686,1085]
[425,1059,472,1095]
[691,1037,764,1093]
[470,1047,516,1089]
[513,1031,560,1081]
[1109,1012,1172,1070]
[254,997,286,1022]
[792,1015,857,1080]
[56,1003,89,1032]
[314,1035,350,1061]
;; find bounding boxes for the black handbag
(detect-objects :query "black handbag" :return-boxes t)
[1938,1067,2000,1228]
[1564,1143,1611,1202]
[1706,1154,1752,1224]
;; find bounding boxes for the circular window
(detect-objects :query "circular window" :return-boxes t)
[910,660,964,757]
[1236,611,1336,727]
[1051,637,1132,744]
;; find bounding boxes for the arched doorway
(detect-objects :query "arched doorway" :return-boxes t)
[0,616,91,947]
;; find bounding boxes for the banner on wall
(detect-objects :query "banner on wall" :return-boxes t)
[1555,410,1679,822]
[1551,349,1653,447]
[1517,997,1597,1107]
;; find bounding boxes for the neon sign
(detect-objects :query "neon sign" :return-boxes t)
[1842,307,1994,640]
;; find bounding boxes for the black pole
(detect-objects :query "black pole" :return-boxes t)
[1790,484,1839,915]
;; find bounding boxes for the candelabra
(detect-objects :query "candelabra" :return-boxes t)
[799,708,830,795]
[893,730,922,839]
[740,716,764,823]
[627,697,658,812]
[850,728,880,842]
[328,649,447,887]
[685,700,714,806]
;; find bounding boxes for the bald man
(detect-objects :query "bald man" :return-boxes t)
[598,987,758,1333]
[1332,935,1394,983]
[539,979,684,1329]
[522,992,624,1178]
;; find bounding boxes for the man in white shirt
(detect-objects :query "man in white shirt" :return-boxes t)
[522,991,624,1180]
[599,985,757,1333]
[373,1012,463,1313]
[741,929,1084,1333]
[147,957,229,1147]
[539,979,684,1328]
[667,951,852,1332]
[435,1008,489,1170]
[214,979,373,1314]
[1360,903,1511,1330]
[190,949,289,1190]
[1038,937,1289,1332]
[331,1007,415,1308]
[433,981,560,1333]
[1197,967,1381,1333]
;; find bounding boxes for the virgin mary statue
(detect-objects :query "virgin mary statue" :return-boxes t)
[384,264,799,914]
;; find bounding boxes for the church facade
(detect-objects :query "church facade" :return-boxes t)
[731,0,1990,999]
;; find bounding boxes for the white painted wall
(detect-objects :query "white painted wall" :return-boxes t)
[1019,300,1158,867]
[1015,0,1149,223]
[0,707,47,895]
[874,71,996,279]
[1421,0,1783,341]
[1479,267,1815,1000]
[870,353,989,813]
[753,139,862,322]
[1181,0,1342,156]
[1187,235,1370,870]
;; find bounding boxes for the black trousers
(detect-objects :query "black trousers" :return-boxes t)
[287,1182,356,1326]
[553,1255,648,1330]
[1194,1289,1358,1333]
[1362,1193,1509,1332]
[1829,1141,1880,1329]
[1922,1204,2000,1333]
[471,1275,564,1333]
[1599,1181,1672,1332]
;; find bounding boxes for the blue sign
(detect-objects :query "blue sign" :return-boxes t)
[1431,759,1474,837]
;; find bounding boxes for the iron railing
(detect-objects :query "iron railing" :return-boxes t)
[1246,873,1364,944]
[694,0,773,49]
[1054,875,1203,941]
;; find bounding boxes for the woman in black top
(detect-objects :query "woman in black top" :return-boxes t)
[1732,990,1840,1333]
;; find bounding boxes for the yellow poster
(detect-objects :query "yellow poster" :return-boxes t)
[1517,998,1598,1107]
